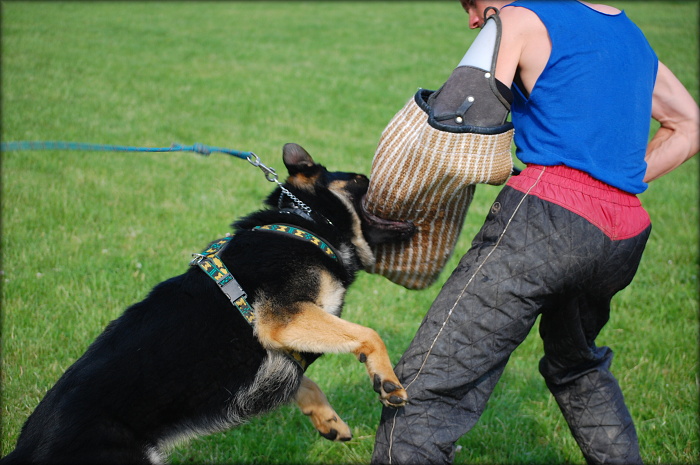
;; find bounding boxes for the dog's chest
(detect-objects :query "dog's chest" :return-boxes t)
[317,270,346,317]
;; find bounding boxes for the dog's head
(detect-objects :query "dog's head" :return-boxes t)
[281,142,369,211]
[270,143,414,267]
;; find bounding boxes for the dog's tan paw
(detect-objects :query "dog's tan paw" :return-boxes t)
[315,414,352,442]
[373,374,408,408]
[295,376,352,442]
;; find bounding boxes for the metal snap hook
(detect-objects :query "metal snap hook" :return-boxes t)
[247,152,279,183]
[246,152,261,167]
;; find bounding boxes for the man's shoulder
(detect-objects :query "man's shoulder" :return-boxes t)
[499,4,544,31]
[498,4,547,39]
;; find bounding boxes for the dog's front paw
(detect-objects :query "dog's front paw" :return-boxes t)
[373,374,408,408]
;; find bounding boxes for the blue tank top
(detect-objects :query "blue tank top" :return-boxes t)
[506,1,658,193]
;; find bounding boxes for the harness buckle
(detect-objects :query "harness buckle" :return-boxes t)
[189,253,207,266]
[190,235,310,372]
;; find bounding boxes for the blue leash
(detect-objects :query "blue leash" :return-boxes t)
[0,140,253,160]
[1,139,278,181]
[1,139,313,212]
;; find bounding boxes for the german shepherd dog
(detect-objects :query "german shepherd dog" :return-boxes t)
[2,143,413,464]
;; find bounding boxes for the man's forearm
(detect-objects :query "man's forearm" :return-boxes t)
[644,121,700,182]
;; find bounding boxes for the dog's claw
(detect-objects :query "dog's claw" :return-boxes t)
[373,374,382,394]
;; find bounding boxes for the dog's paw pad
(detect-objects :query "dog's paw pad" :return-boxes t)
[316,416,352,442]
[320,429,337,440]
[372,374,408,408]
[320,427,352,442]
[383,380,401,394]
[383,390,408,408]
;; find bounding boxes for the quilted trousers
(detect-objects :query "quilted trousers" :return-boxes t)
[372,166,651,465]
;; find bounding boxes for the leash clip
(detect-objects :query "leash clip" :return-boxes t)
[246,152,278,183]
[246,152,327,226]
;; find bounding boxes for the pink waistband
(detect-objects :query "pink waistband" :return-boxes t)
[506,164,650,240]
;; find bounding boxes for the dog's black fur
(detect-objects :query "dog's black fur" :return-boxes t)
[2,144,411,464]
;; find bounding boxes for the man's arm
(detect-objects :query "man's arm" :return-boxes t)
[493,5,550,94]
[644,61,700,182]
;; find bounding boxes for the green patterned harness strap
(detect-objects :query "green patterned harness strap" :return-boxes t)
[253,224,340,261]
[190,225,341,371]
[190,236,256,324]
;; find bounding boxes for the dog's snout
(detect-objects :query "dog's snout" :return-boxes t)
[355,174,369,188]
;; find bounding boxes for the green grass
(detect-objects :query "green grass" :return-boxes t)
[2,1,698,464]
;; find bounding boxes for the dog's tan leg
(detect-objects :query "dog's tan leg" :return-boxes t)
[256,303,408,407]
[295,376,352,441]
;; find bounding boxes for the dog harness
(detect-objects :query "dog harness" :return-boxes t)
[190,224,342,371]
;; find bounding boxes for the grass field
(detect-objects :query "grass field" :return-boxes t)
[1,2,698,464]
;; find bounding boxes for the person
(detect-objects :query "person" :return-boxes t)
[370,1,700,464]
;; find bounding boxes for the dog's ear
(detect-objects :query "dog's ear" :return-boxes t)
[283,143,315,175]
[283,143,323,191]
